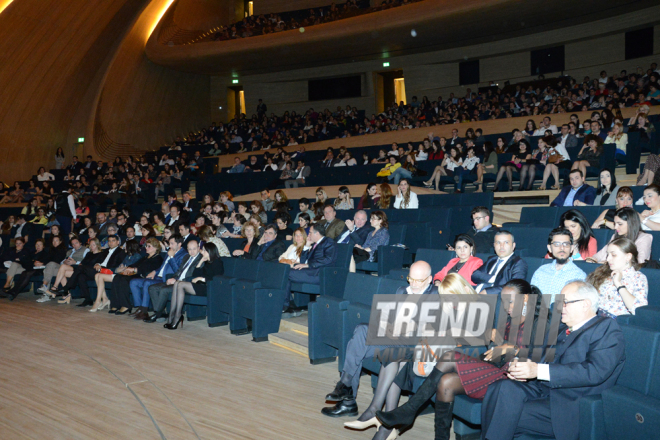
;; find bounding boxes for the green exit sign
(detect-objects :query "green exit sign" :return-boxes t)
[232,79,239,84]
[383,62,390,67]
[78,137,85,143]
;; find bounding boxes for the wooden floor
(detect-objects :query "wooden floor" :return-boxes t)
[0,295,436,440]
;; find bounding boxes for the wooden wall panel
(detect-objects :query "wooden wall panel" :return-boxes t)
[0,0,212,182]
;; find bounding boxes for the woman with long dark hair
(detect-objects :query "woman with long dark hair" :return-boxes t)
[588,207,652,264]
[555,209,597,260]
[590,169,619,207]
[165,242,224,329]
[592,186,633,229]
[357,183,380,210]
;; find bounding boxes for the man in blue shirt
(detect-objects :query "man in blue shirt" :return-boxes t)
[550,170,596,207]
[530,227,587,304]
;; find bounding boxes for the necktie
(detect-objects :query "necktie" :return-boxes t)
[179,257,194,280]
[480,258,504,290]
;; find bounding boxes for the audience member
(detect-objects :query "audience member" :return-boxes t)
[588,207,652,264]
[554,209,597,260]
[349,210,390,271]
[318,205,346,239]
[283,223,337,317]
[336,210,373,246]
[592,186,634,229]
[472,231,528,294]
[549,170,596,207]
[322,261,434,418]
[393,179,418,209]
[480,281,624,440]
[532,228,587,304]
[639,184,660,231]
[587,237,648,318]
[433,234,483,286]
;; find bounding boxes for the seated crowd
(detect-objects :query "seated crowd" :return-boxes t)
[323,206,645,440]
[158,63,659,161]
[0,63,658,440]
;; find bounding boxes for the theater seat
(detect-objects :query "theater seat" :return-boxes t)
[308,273,380,365]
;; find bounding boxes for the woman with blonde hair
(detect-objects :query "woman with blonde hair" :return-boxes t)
[279,228,309,266]
[315,187,328,204]
[605,122,628,160]
[197,225,230,257]
[232,223,260,258]
[334,186,354,210]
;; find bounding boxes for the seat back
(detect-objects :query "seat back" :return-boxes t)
[640,268,660,307]
[618,324,660,395]
[518,207,558,227]
[415,249,455,275]
[334,243,353,268]
[342,273,382,306]
[220,257,237,277]
[232,259,261,280]
[256,261,290,290]
[388,224,407,245]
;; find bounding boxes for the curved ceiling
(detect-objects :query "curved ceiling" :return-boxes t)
[146,0,659,76]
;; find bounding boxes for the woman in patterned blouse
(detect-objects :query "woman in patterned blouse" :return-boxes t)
[587,237,648,317]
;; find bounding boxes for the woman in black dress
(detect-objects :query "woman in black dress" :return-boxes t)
[106,238,163,314]
[165,242,224,329]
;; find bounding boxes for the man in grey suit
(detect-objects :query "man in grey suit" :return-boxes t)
[145,239,203,323]
[285,160,311,188]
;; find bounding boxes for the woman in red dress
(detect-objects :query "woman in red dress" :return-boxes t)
[376,279,544,440]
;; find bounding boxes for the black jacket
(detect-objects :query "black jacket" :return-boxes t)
[467,225,500,254]
[256,239,288,262]
[336,225,374,246]
[239,239,260,259]
[97,247,126,271]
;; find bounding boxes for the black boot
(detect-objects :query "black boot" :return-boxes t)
[434,401,454,440]
[376,368,443,429]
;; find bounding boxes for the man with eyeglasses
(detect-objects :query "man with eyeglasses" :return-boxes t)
[322,261,434,418]
[530,228,586,304]
[466,206,500,254]
[481,281,625,440]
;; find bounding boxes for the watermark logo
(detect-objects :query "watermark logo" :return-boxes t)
[367,294,564,364]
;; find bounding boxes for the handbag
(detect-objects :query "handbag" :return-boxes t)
[99,268,113,275]
[547,149,563,164]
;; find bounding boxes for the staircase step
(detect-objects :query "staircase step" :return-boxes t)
[269,331,308,357]
[279,315,309,334]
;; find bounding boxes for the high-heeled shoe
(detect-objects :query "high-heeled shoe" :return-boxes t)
[422,181,432,187]
[57,294,71,304]
[344,416,381,430]
[164,316,184,330]
[115,308,132,315]
[97,300,110,311]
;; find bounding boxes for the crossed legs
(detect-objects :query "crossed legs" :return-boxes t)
[168,281,195,325]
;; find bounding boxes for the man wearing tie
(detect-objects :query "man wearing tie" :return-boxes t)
[146,239,203,323]
[128,235,186,318]
[471,230,527,294]
[481,281,625,440]
[285,160,311,188]
[336,210,373,246]
[283,223,338,317]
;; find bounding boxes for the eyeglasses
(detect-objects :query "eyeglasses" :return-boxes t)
[407,275,430,284]
[551,242,572,248]
[473,216,487,221]
[563,299,584,306]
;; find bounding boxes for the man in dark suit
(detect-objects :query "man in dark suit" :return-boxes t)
[146,239,203,322]
[83,155,97,174]
[283,223,338,317]
[319,205,346,240]
[178,223,198,248]
[130,235,186,317]
[71,235,126,307]
[181,192,198,214]
[462,206,500,254]
[336,210,373,246]
[550,169,596,207]
[481,281,625,440]
[285,160,311,188]
[471,230,528,295]
[68,156,83,173]
[96,212,110,237]
[11,215,32,245]
[254,224,287,262]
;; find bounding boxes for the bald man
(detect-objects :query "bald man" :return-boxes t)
[322,261,434,418]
